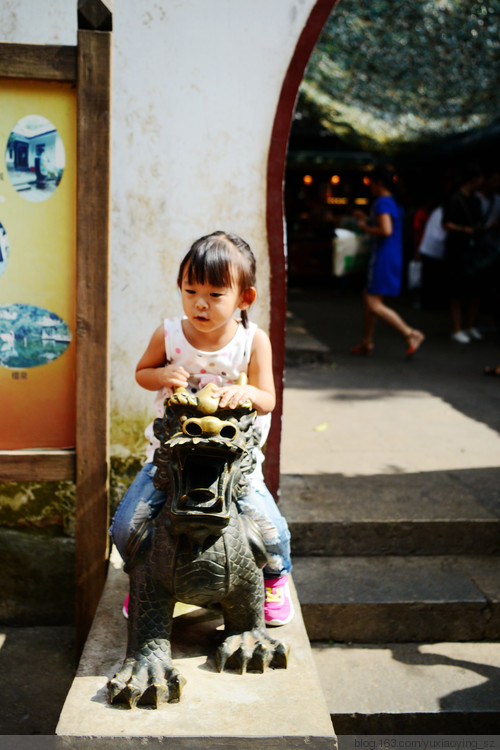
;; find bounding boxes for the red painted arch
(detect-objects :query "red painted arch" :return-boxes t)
[264,0,340,498]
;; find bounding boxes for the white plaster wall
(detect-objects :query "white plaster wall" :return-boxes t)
[1,0,318,436]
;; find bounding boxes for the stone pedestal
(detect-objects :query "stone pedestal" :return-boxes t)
[56,549,336,748]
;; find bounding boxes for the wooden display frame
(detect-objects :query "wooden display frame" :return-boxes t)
[0,0,112,649]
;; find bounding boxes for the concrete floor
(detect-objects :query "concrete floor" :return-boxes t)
[0,625,76,734]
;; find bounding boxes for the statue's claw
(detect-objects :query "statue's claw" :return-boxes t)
[107,657,185,708]
[269,641,289,669]
[247,641,270,673]
[107,658,135,704]
[170,388,197,407]
[108,668,144,709]
[216,629,289,674]
[169,671,185,702]
[120,682,145,709]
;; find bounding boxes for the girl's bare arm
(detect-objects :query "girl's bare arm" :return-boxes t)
[215,327,276,413]
[135,324,189,391]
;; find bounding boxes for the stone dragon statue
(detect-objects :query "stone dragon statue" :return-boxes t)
[108,381,289,708]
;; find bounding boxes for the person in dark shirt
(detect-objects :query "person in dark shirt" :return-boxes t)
[443,163,484,344]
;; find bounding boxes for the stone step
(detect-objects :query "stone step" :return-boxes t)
[313,641,500,734]
[292,555,500,643]
[285,310,331,365]
[280,472,500,556]
[56,549,336,747]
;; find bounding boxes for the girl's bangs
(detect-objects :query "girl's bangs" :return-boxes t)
[185,242,236,288]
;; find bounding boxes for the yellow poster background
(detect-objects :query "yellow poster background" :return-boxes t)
[0,79,76,449]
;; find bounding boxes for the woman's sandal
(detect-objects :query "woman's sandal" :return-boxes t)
[483,365,500,376]
[350,342,374,357]
[406,330,425,358]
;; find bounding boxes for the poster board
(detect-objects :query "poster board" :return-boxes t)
[0,79,77,450]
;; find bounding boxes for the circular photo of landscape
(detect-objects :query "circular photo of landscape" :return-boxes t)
[5,115,65,202]
[0,303,71,369]
[0,223,9,278]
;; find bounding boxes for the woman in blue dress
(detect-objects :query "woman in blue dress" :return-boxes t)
[351,166,425,358]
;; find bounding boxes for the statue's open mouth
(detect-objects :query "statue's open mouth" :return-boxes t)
[176,453,227,513]
[152,393,255,539]
[167,438,242,534]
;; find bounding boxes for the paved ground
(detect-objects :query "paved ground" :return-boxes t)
[283,284,500,478]
[1,282,499,735]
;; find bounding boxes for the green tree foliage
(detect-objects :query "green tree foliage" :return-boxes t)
[296,0,500,152]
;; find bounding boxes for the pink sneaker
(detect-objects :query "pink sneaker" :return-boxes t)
[264,575,294,626]
[122,593,129,619]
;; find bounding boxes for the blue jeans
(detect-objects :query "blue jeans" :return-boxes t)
[110,463,292,578]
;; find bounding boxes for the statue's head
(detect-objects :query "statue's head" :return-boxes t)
[153,384,258,540]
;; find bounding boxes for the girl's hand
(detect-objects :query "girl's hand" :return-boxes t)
[136,325,191,392]
[213,384,254,410]
[159,364,190,390]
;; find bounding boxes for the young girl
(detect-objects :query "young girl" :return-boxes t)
[110,230,293,626]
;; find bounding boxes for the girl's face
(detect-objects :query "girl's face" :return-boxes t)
[180,269,250,336]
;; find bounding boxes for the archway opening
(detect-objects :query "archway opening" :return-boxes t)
[284,2,500,293]
[266,0,500,495]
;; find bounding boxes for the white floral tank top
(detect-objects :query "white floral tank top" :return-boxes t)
[144,317,270,468]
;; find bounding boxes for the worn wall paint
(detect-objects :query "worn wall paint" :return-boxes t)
[0,0,319,504]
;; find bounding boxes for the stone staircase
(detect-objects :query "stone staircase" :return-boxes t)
[280,472,500,734]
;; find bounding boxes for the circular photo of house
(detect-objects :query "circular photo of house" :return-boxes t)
[0,223,9,278]
[5,115,65,202]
